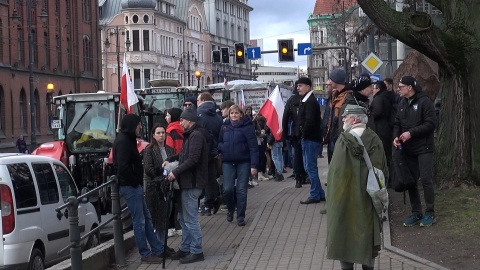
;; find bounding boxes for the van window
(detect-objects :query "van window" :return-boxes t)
[7,163,37,208]
[32,163,59,204]
[54,165,78,201]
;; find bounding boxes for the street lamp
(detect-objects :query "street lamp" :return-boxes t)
[11,1,48,151]
[103,26,131,92]
[176,51,198,86]
[46,83,54,129]
[194,70,201,90]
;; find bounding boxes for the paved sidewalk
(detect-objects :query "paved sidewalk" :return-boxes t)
[114,156,449,270]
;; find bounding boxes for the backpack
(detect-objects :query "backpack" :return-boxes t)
[390,148,417,192]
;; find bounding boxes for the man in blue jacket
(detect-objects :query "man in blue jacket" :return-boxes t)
[196,93,223,216]
[296,77,326,204]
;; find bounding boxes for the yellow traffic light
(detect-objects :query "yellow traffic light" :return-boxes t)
[237,50,243,57]
[234,43,246,64]
[281,47,288,54]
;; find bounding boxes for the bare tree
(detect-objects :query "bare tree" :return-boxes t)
[357,0,480,186]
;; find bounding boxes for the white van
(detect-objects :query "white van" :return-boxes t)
[0,154,100,270]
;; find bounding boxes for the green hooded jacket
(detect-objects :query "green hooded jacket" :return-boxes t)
[326,127,387,265]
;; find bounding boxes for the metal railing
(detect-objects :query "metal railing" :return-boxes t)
[55,176,126,270]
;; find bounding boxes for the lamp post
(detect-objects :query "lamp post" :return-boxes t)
[194,70,201,90]
[177,51,198,86]
[46,83,54,129]
[103,26,131,92]
[11,1,48,150]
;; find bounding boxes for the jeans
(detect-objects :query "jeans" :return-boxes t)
[301,139,325,200]
[204,157,219,209]
[222,162,250,222]
[271,141,284,174]
[404,152,435,215]
[119,185,162,257]
[178,188,203,254]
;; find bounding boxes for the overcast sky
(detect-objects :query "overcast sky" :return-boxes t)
[249,0,317,69]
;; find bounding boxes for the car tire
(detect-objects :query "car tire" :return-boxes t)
[27,248,44,270]
[86,229,100,250]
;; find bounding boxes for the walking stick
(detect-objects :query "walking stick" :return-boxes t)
[163,180,173,269]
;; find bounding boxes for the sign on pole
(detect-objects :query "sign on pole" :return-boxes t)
[361,52,383,74]
[297,43,312,55]
[247,47,261,60]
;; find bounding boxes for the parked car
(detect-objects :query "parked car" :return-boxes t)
[0,154,100,270]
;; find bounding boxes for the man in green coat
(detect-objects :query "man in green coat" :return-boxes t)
[326,104,387,270]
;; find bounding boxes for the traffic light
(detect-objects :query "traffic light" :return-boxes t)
[278,39,294,62]
[221,47,230,64]
[234,43,245,64]
[212,50,220,63]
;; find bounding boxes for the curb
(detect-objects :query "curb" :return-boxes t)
[46,231,136,270]
[383,210,450,270]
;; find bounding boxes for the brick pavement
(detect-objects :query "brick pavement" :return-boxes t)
[114,155,449,270]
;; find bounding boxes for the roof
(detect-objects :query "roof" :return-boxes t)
[313,0,357,15]
[99,0,123,25]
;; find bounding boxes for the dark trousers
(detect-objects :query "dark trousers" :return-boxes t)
[292,139,306,178]
[204,157,219,208]
[327,141,335,164]
[404,152,435,215]
[258,144,267,173]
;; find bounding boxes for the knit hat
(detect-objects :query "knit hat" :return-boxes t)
[342,104,368,116]
[329,69,346,84]
[184,96,197,108]
[295,77,312,87]
[180,107,199,122]
[167,108,182,122]
[344,75,372,91]
[400,76,421,92]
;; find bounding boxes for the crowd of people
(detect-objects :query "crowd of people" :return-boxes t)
[113,73,437,268]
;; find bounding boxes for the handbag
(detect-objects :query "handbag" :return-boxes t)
[390,148,416,192]
[350,131,389,215]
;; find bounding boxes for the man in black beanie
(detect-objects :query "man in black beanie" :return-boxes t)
[164,107,208,264]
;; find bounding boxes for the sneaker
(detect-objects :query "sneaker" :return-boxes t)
[175,229,182,236]
[220,204,228,211]
[420,214,436,227]
[141,254,162,264]
[250,179,259,186]
[168,228,176,237]
[248,183,254,189]
[274,173,284,182]
[403,214,422,227]
[258,173,269,181]
[201,207,212,216]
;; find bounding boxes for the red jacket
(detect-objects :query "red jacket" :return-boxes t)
[166,121,184,154]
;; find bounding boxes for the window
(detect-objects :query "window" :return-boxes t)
[83,36,93,72]
[0,19,3,61]
[56,34,62,69]
[33,163,59,205]
[143,30,149,51]
[132,30,140,51]
[82,0,91,22]
[134,69,141,89]
[143,15,149,23]
[144,69,150,88]
[66,0,71,17]
[33,29,38,67]
[8,163,37,208]
[20,89,27,132]
[55,0,60,15]
[67,37,72,71]
[17,28,24,63]
[54,164,77,201]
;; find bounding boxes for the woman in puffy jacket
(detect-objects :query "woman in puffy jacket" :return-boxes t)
[218,105,259,226]
[165,108,184,154]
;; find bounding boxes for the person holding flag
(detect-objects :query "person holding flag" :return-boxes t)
[121,53,139,113]
[295,77,326,204]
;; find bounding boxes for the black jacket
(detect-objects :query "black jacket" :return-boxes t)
[113,114,143,187]
[282,93,302,140]
[297,91,322,142]
[197,101,223,157]
[370,89,395,158]
[393,91,436,155]
[168,123,209,189]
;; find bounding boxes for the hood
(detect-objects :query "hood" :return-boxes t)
[167,121,184,135]
[120,114,141,136]
[410,90,429,103]
[197,101,217,117]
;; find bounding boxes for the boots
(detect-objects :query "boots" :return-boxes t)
[295,178,303,188]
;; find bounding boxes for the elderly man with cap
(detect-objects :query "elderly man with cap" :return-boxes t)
[326,104,387,270]
[393,76,437,227]
[163,107,209,264]
[295,77,326,204]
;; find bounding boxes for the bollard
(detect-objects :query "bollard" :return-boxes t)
[67,196,82,270]
[110,176,126,265]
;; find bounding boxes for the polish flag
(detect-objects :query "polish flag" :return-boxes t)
[224,77,228,87]
[240,89,246,109]
[258,86,284,141]
[120,53,138,113]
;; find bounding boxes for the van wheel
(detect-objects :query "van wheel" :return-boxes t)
[86,230,100,250]
[27,248,44,270]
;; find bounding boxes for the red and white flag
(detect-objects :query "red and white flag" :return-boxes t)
[240,89,246,109]
[258,86,284,141]
[120,53,138,113]
[224,77,228,87]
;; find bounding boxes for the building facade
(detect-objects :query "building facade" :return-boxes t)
[0,0,101,151]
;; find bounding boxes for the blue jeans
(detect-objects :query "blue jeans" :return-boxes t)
[178,188,203,254]
[301,139,325,200]
[119,185,162,257]
[222,162,250,222]
[271,141,284,174]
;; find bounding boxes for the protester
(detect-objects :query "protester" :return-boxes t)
[321,80,333,162]
[295,77,326,204]
[245,106,259,187]
[196,93,223,216]
[326,104,386,270]
[393,76,437,227]
[113,114,163,264]
[16,135,28,153]
[164,108,208,264]
[183,96,197,109]
[165,108,184,154]
[143,123,176,258]
[218,105,259,226]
